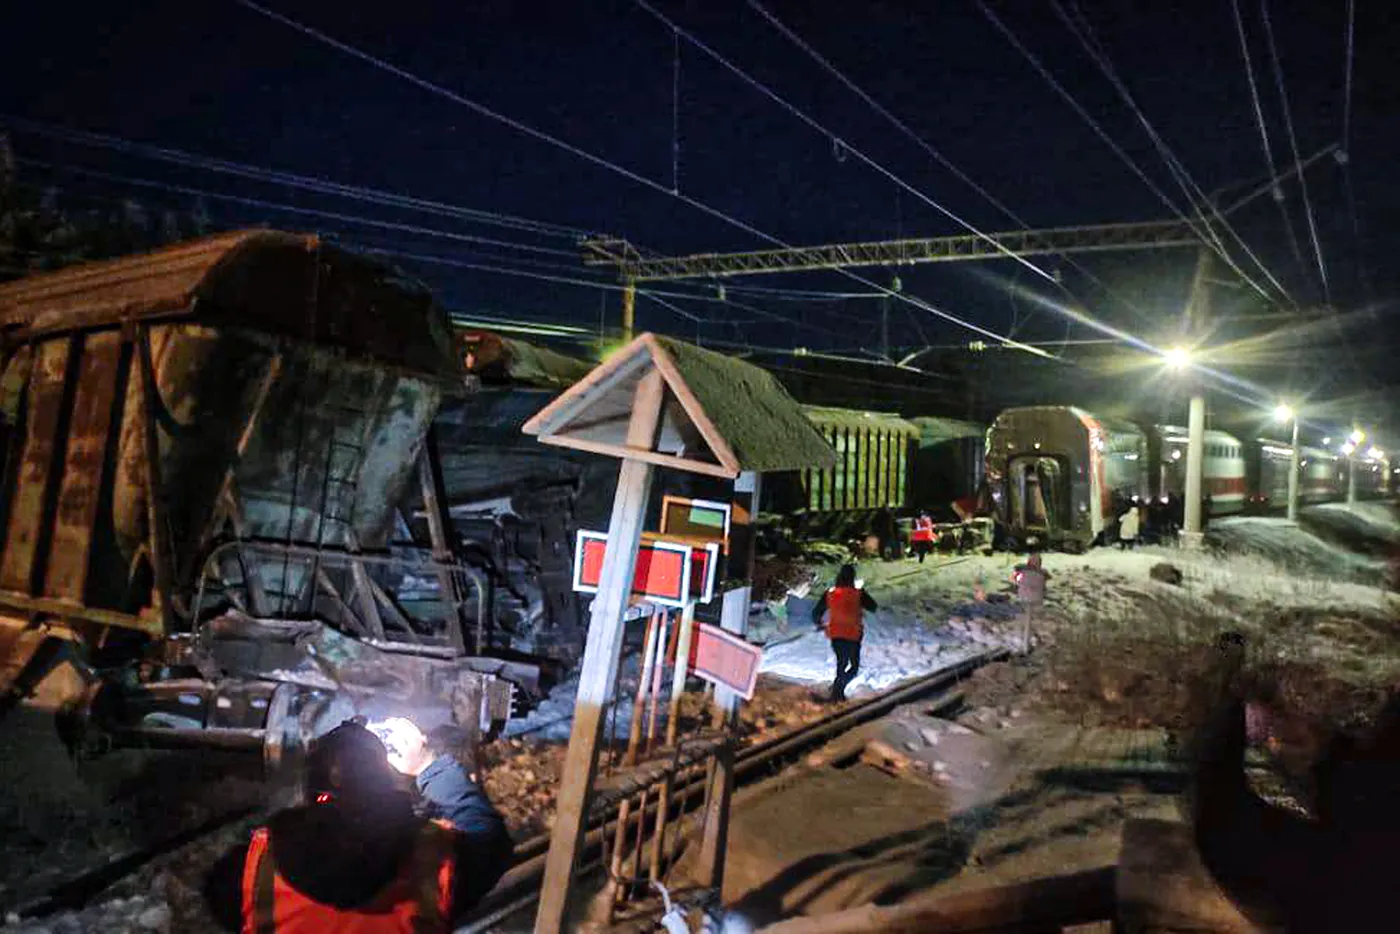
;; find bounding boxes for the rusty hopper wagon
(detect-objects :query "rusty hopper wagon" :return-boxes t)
[0,230,542,766]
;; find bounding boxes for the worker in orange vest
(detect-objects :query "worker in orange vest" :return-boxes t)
[910,512,938,563]
[811,563,878,702]
[204,718,511,933]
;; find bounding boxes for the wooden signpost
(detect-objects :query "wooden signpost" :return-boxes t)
[522,334,836,933]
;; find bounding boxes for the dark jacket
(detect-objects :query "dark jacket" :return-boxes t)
[204,756,512,931]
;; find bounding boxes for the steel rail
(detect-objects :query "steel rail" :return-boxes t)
[459,647,1007,930]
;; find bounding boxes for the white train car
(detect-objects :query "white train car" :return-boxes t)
[1155,425,1247,515]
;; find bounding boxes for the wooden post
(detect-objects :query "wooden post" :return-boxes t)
[697,471,761,891]
[535,369,665,934]
[650,600,697,881]
[603,610,662,914]
[418,427,466,653]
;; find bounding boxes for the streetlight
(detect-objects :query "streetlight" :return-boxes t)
[1349,428,1365,446]
[1164,346,1192,370]
[1273,403,1300,522]
[1341,441,1356,456]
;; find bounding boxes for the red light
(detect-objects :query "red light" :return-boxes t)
[315,793,332,804]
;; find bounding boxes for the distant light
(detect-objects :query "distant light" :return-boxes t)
[1322,436,1332,446]
[1367,446,1383,460]
[1170,449,1182,461]
[1033,442,1041,449]
[1341,442,1356,456]
[1349,428,1366,445]
[1273,403,1294,423]
[1164,346,1191,370]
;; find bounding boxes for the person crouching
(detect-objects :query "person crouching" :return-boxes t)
[911,512,937,563]
[811,564,877,702]
[204,717,512,933]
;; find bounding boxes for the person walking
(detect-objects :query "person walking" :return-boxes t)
[1011,552,1050,653]
[1118,504,1141,550]
[204,718,512,933]
[811,564,877,702]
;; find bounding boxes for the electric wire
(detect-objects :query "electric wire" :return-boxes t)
[1260,1,1332,306]
[233,0,1055,360]
[1053,0,1294,308]
[743,0,1202,332]
[0,114,587,239]
[974,0,1280,307]
[635,0,1063,288]
[15,157,579,258]
[1227,0,1310,291]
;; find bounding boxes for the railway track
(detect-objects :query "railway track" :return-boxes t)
[9,647,1006,928]
[459,646,1008,931]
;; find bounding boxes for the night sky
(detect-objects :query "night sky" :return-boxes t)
[3,1,1396,435]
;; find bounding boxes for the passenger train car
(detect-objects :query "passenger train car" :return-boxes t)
[986,405,1387,550]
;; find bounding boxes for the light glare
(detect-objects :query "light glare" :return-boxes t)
[1164,346,1191,370]
[1273,403,1294,423]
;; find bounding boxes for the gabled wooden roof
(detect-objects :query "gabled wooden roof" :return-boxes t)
[522,333,837,478]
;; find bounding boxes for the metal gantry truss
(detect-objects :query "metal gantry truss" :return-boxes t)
[581,219,1200,282]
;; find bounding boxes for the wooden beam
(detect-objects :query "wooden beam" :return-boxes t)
[697,470,762,891]
[535,433,737,479]
[535,367,666,934]
[650,600,697,882]
[521,340,651,438]
[644,335,742,476]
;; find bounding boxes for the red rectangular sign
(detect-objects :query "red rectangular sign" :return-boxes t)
[691,622,762,700]
[572,531,693,608]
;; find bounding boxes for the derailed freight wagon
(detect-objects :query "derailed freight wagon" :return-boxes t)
[0,231,542,764]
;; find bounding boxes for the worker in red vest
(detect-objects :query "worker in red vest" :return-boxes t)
[910,511,938,563]
[204,718,511,933]
[811,564,878,702]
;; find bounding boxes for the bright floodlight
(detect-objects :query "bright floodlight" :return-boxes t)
[1341,442,1356,456]
[1349,428,1365,445]
[1367,446,1383,460]
[1164,346,1191,370]
[1273,403,1294,423]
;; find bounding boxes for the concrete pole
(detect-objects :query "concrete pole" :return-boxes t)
[621,279,637,343]
[1348,454,1357,504]
[1287,417,1300,522]
[1183,394,1206,542]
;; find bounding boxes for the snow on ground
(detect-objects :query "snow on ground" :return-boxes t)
[1303,501,1400,552]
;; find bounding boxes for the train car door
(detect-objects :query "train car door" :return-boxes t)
[1009,455,1066,537]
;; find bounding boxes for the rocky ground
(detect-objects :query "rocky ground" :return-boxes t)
[5,503,1397,931]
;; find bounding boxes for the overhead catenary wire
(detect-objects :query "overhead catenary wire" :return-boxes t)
[1227,0,1310,291]
[1,114,588,240]
[233,0,1056,361]
[743,0,1207,332]
[973,0,1281,308]
[1259,0,1332,307]
[1052,0,1294,308]
[15,157,579,258]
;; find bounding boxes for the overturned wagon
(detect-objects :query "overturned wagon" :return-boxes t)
[0,231,536,762]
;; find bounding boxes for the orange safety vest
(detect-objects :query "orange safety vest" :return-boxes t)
[241,819,457,934]
[911,518,936,544]
[824,586,865,642]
